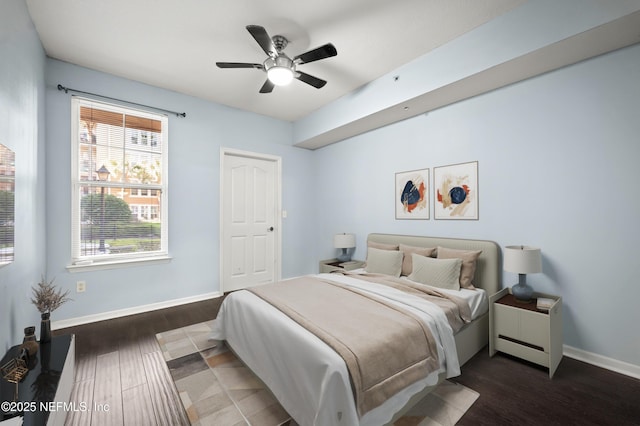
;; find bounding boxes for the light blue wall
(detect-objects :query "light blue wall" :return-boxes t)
[0,0,47,352]
[44,60,316,322]
[312,44,640,367]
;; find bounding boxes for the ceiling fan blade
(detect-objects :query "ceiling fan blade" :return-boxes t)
[294,43,337,64]
[247,25,277,57]
[295,71,327,89]
[259,79,275,93]
[216,62,263,69]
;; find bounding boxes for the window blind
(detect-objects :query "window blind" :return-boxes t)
[0,144,15,263]
[71,98,168,263]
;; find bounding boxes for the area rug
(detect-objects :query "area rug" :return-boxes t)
[156,320,479,426]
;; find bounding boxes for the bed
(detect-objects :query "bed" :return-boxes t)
[210,233,501,426]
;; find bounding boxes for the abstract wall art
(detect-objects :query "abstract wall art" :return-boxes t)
[395,168,429,219]
[434,161,478,220]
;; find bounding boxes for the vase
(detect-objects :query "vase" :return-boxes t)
[40,337,51,371]
[40,312,51,343]
[20,325,39,357]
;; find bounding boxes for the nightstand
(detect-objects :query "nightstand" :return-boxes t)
[319,258,365,273]
[489,288,563,378]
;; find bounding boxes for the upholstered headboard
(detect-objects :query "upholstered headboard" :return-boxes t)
[367,233,501,295]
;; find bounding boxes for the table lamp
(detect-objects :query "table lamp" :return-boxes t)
[504,245,542,302]
[334,233,356,262]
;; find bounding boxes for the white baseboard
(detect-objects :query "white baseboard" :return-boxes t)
[51,291,222,330]
[564,344,640,380]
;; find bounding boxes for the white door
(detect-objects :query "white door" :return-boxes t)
[221,149,281,292]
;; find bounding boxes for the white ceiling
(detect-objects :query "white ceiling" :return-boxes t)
[25,0,525,122]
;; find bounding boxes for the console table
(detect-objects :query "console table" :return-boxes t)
[1,334,75,425]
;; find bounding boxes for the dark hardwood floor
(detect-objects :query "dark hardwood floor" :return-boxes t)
[53,297,224,426]
[454,350,640,425]
[53,297,640,426]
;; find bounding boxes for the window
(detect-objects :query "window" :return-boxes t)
[70,98,168,265]
[0,144,15,264]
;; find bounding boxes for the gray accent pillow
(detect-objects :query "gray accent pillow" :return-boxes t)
[365,247,403,277]
[408,254,462,290]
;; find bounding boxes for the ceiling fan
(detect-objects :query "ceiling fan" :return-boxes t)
[216,25,337,93]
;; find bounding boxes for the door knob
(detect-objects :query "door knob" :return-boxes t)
[268,226,274,232]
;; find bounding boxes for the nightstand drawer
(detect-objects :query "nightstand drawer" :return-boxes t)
[495,338,549,367]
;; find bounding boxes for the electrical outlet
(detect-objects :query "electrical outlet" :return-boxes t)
[76,281,86,293]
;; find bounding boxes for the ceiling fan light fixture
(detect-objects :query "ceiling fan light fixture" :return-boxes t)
[265,56,294,86]
[267,67,294,86]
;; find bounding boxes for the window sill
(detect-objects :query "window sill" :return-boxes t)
[66,255,172,273]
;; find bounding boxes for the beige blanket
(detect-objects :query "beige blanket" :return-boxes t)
[249,276,439,416]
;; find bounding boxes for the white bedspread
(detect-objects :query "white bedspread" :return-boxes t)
[210,273,467,426]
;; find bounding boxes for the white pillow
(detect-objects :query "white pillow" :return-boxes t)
[365,247,403,277]
[408,253,462,290]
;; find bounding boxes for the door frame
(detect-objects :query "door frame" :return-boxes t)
[219,147,282,293]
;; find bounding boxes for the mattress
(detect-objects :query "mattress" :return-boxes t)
[210,272,488,426]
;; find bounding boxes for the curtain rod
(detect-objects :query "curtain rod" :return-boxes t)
[57,84,186,118]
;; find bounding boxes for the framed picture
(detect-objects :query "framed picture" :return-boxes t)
[434,161,478,220]
[395,168,429,219]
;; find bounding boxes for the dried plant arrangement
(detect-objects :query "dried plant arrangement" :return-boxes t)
[30,276,72,315]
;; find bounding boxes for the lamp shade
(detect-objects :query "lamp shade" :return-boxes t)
[504,245,542,274]
[334,233,356,249]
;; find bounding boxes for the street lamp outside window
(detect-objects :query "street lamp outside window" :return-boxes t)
[96,165,110,253]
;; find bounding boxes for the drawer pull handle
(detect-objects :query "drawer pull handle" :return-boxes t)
[498,334,544,352]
